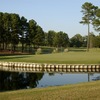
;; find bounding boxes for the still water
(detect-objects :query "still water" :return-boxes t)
[0,71,100,91]
[37,73,100,87]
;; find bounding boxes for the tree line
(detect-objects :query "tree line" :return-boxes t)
[0,12,45,53]
[0,12,69,53]
[0,2,100,53]
[70,33,100,48]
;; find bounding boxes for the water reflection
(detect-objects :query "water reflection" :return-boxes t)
[0,71,100,92]
[92,75,100,81]
[0,71,44,91]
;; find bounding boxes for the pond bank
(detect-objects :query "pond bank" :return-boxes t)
[0,80,100,100]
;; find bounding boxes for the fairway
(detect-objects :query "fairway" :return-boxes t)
[0,49,100,64]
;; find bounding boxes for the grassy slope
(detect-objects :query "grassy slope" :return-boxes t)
[0,48,100,64]
[0,81,100,100]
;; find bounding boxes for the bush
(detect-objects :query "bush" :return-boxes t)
[52,48,59,53]
[64,48,69,52]
[35,48,42,55]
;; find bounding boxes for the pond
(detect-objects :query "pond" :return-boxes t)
[0,71,100,91]
[37,73,100,87]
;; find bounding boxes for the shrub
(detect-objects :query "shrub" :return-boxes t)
[52,48,59,53]
[64,48,69,52]
[35,48,42,55]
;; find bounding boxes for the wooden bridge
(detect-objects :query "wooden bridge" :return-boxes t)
[0,62,100,73]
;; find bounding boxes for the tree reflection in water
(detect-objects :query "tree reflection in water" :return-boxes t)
[0,71,44,91]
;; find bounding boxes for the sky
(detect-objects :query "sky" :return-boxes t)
[0,0,100,38]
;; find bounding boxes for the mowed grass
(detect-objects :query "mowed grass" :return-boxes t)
[0,48,100,64]
[0,81,100,100]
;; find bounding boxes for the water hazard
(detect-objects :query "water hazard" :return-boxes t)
[0,71,100,92]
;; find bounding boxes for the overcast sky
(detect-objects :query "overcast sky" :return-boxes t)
[0,0,100,37]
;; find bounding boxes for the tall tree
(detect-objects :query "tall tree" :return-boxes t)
[80,2,97,51]
[0,12,4,50]
[47,30,56,47]
[89,32,95,48]
[10,13,20,52]
[20,16,28,52]
[34,25,45,47]
[3,13,11,50]
[62,32,69,47]
[27,19,37,52]
[92,8,100,32]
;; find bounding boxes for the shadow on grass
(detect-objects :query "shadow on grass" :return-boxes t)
[0,53,32,56]
[0,55,32,61]
[69,48,87,52]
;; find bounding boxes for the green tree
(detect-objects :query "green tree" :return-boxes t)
[92,8,100,48]
[34,25,45,47]
[46,30,56,47]
[82,36,87,47]
[54,31,69,47]
[80,2,97,51]
[10,13,20,52]
[62,32,69,47]
[89,32,95,48]
[20,16,28,52]
[2,13,11,50]
[70,34,83,47]
[27,19,37,52]
[0,12,4,50]
[93,35,100,48]
[92,8,100,32]
[0,12,47,53]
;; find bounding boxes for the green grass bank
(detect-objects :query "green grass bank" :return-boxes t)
[0,81,100,100]
[0,48,100,64]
